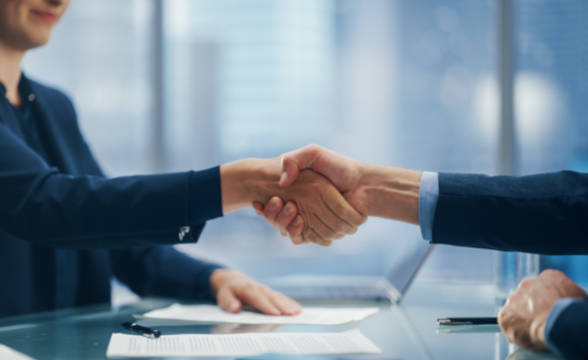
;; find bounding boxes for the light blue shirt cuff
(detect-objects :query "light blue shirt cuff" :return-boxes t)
[544,297,580,356]
[418,171,439,241]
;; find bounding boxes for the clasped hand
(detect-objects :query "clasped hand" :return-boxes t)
[252,144,421,246]
[220,155,365,246]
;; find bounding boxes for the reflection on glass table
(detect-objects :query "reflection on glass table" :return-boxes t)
[0,281,564,360]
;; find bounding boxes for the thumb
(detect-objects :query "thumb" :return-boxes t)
[279,155,301,187]
[216,287,242,313]
[279,145,323,187]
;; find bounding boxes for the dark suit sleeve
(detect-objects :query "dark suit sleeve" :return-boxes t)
[546,299,588,360]
[110,246,223,300]
[0,123,222,248]
[432,171,588,254]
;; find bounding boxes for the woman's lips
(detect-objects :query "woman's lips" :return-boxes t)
[31,10,59,24]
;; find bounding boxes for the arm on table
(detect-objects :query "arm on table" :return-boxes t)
[498,269,588,357]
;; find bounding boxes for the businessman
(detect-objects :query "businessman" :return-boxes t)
[256,144,588,359]
[0,0,365,318]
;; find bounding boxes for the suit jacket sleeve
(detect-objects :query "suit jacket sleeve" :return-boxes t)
[432,171,588,254]
[0,123,222,248]
[110,246,224,300]
[546,299,588,360]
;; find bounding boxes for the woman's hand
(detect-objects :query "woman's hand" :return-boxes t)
[210,269,301,316]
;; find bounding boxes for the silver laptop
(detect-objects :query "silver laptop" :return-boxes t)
[267,240,432,303]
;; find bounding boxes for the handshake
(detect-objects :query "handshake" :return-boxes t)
[221,144,423,245]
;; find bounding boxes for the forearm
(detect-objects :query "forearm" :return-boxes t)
[432,171,588,254]
[111,246,223,300]
[355,163,422,224]
[1,126,223,247]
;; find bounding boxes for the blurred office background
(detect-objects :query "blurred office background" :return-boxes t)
[22,0,588,300]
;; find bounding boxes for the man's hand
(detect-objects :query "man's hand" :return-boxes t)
[279,145,363,193]
[498,269,588,352]
[210,269,301,316]
[255,145,422,241]
[221,157,365,246]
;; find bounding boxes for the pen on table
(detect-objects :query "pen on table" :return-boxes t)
[121,321,161,338]
[436,317,498,326]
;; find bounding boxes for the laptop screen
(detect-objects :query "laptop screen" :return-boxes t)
[385,239,432,296]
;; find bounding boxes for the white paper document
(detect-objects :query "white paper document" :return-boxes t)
[106,330,381,358]
[140,304,379,325]
[0,344,35,360]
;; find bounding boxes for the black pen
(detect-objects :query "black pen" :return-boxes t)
[437,317,498,326]
[122,321,161,338]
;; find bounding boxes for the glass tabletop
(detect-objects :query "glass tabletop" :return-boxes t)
[0,281,562,360]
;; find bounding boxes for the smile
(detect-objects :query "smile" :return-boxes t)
[31,10,59,24]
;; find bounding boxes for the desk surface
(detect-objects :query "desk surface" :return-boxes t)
[0,280,562,360]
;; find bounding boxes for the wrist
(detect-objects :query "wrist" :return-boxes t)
[209,268,231,296]
[220,158,282,214]
[355,163,422,224]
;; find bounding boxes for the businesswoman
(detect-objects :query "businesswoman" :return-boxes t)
[0,0,365,317]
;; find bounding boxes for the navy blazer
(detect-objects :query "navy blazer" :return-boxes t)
[433,172,588,359]
[0,76,223,317]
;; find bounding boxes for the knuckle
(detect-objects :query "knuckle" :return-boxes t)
[242,283,258,295]
[511,327,528,344]
[497,309,508,324]
[307,144,320,154]
[542,269,564,279]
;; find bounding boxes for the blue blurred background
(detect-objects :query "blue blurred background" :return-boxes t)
[21,0,588,301]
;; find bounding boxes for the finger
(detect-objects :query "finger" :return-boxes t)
[291,235,307,245]
[237,285,281,316]
[315,197,357,235]
[216,287,242,313]
[275,201,298,235]
[262,288,302,315]
[252,202,264,216]
[263,196,284,224]
[287,215,304,239]
[323,192,366,227]
[303,227,333,247]
[310,213,339,242]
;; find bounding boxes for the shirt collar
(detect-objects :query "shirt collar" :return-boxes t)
[18,73,36,103]
[0,72,36,103]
